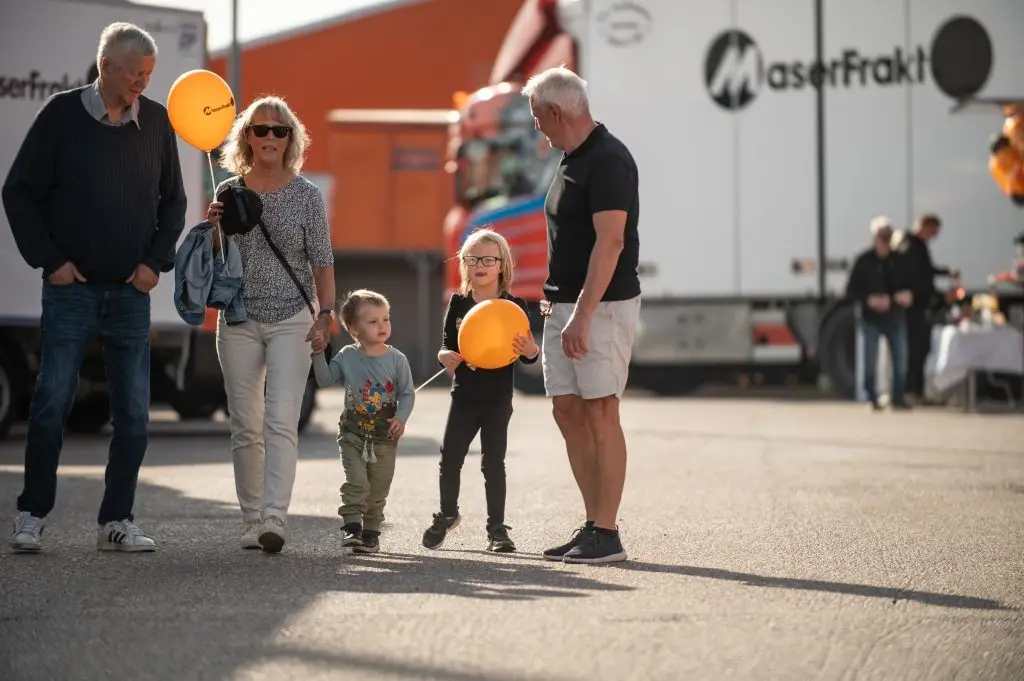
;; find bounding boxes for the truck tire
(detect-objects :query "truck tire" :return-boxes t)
[67,394,111,434]
[818,302,857,399]
[297,375,316,433]
[0,345,27,440]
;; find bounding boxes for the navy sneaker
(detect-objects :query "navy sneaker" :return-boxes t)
[542,522,594,561]
[486,524,516,553]
[422,512,460,549]
[341,522,363,547]
[354,530,379,554]
[563,528,627,564]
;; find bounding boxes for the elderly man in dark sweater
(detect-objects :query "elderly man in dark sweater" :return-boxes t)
[846,216,914,411]
[3,22,186,553]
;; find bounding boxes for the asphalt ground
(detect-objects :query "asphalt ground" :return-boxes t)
[1,387,1022,681]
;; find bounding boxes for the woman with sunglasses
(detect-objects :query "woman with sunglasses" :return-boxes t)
[206,96,335,553]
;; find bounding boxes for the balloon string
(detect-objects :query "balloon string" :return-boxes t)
[207,152,225,264]
[415,368,446,393]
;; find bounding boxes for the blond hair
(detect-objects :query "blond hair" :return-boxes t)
[218,95,310,176]
[458,227,514,295]
[339,289,390,333]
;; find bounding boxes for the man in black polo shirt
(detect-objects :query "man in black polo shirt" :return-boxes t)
[522,66,641,564]
[3,22,186,553]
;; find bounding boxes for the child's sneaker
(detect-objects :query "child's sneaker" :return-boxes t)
[341,522,364,547]
[353,530,379,554]
[422,512,460,549]
[486,524,516,553]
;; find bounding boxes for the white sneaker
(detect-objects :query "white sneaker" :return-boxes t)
[97,519,157,552]
[258,516,285,553]
[11,512,45,552]
[240,520,261,549]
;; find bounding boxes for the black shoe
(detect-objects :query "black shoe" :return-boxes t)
[422,512,460,549]
[353,531,379,554]
[341,522,364,547]
[563,528,627,564]
[486,524,516,553]
[542,523,594,561]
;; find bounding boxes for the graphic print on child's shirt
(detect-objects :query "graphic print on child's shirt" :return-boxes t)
[345,377,398,440]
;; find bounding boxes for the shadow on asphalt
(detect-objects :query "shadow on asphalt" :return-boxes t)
[612,562,1013,611]
[0,471,629,681]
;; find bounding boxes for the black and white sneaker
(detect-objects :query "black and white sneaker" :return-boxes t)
[542,523,594,561]
[486,524,516,553]
[97,519,156,552]
[563,528,627,564]
[353,530,379,554]
[422,512,460,549]
[11,512,45,553]
[341,523,364,547]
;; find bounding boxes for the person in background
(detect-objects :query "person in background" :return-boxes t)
[4,22,186,553]
[847,217,914,411]
[895,213,959,401]
[310,290,415,554]
[421,228,539,553]
[523,66,642,564]
[207,95,335,553]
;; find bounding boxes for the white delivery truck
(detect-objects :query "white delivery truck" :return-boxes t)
[0,0,320,438]
[492,0,1024,396]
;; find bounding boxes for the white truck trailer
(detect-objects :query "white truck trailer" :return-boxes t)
[505,0,1024,395]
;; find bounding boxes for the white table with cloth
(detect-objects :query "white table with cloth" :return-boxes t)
[925,323,1024,411]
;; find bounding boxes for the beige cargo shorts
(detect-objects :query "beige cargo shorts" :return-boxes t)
[540,295,641,400]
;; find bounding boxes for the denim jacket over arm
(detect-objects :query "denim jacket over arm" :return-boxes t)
[173,222,247,326]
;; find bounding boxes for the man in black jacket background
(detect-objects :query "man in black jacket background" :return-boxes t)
[895,213,959,400]
[846,217,915,410]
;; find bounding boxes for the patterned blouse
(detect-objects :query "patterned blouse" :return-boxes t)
[215,175,334,324]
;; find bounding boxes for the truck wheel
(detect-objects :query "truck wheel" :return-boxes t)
[297,375,316,432]
[0,346,27,440]
[818,303,857,399]
[67,395,111,434]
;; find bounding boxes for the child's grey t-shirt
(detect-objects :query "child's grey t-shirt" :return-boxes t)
[312,344,415,440]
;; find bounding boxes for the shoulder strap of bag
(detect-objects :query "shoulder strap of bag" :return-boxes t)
[238,176,316,317]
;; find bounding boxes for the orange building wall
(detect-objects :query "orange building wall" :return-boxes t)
[208,0,522,182]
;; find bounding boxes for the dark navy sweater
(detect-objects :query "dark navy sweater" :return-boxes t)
[2,86,187,283]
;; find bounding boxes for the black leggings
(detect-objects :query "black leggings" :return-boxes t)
[438,398,513,528]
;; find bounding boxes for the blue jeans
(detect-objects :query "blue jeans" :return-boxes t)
[861,318,908,404]
[17,282,151,524]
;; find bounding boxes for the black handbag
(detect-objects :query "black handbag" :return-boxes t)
[238,176,334,358]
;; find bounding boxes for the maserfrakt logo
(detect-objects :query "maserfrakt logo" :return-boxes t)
[703,15,993,111]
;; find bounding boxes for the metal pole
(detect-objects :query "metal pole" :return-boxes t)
[229,0,241,98]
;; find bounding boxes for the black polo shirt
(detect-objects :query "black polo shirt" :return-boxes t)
[543,123,640,303]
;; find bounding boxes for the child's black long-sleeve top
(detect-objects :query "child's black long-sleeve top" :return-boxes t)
[440,292,539,402]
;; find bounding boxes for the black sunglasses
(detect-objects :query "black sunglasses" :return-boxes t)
[249,124,292,139]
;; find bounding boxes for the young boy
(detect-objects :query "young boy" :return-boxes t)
[311,289,415,553]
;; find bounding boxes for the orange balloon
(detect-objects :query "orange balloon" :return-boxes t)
[1003,114,1024,154]
[457,298,530,370]
[167,69,236,152]
[989,141,1024,204]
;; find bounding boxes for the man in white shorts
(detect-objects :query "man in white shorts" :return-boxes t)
[522,67,641,564]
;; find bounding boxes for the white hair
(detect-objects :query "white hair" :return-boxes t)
[870,215,893,235]
[97,22,157,69]
[521,66,590,115]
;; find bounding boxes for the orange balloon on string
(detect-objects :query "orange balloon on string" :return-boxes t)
[989,135,1024,205]
[167,69,236,152]
[457,298,530,370]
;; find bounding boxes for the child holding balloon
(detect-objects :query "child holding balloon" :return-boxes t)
[421,228,539,552]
